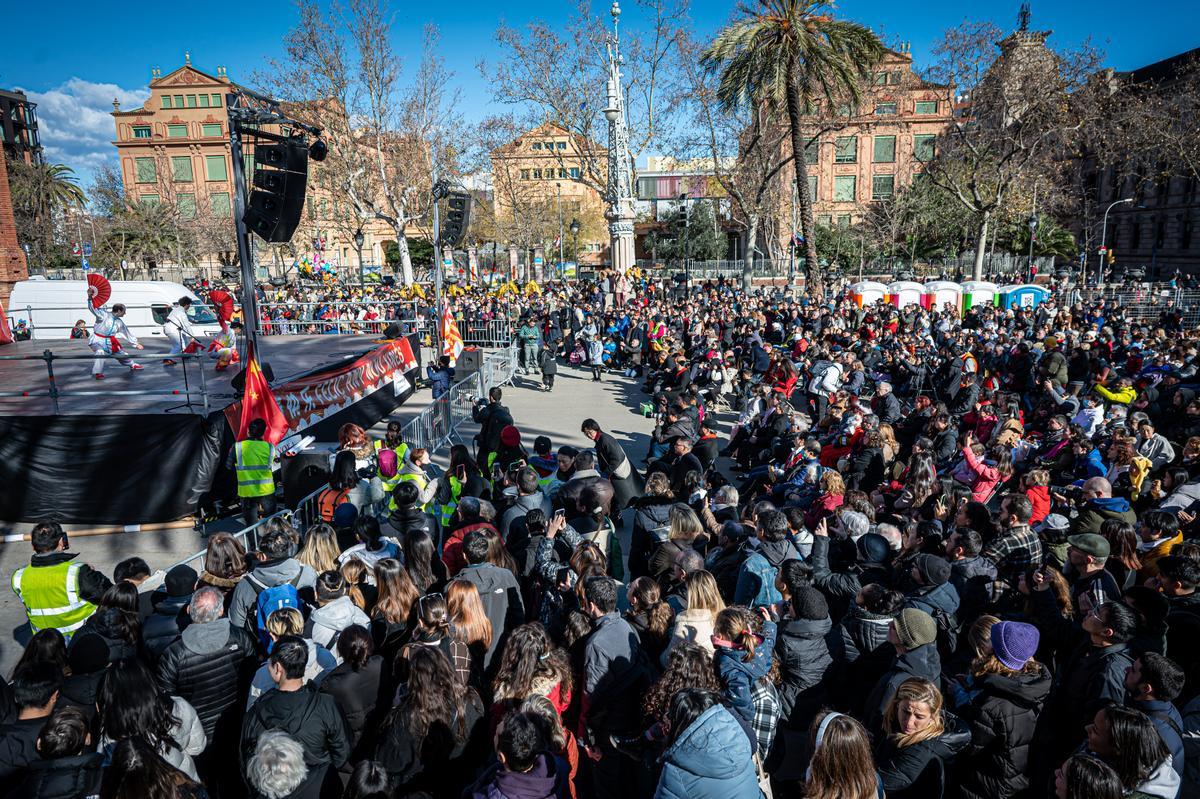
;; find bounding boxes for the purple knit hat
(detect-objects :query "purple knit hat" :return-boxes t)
[991,621,1040,671]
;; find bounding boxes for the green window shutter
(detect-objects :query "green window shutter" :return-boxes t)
[161,96,171,109]
[205,155,228,181]
[833,175,856,202]
[874,102,897,115]
[807,175,818,202]
[178,194,196,218]
[171,156,193,182]
[212,93,223,106]
[873,136,896,163]
[141,193,159,206]
[202,123,222,137]
[817,214,832,227]
[804,141,819,165]
[135,157,157,184]
[834,137,857,164]
[167,124,188,138]
[914,101,938,115]
[914,134,936,163]
[211,193,231,217]
[186,95,197,108]
[837,214,851,228]
[198,94,210,108]
[132,126,151,139]
[872,175,895,200]
[174,95,184,108]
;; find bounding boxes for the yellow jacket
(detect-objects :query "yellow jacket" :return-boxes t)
[1093,383,1137,405]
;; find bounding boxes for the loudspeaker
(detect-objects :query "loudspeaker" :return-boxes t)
[243,138,309,243]
[379,322,405,340]
[230,361,275,392]
[270,276,287,287]
[281,451,330,508]
[440,191,472,246]
[456,347,483,374]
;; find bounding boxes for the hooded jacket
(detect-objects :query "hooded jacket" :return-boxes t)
[775,616,837,727]
[865,644,942,734]
[157,617,259,739]
[320,654,384,763]
[1072,496,1137,536]
[876,712,971,794]
[241,682,351,769]
[629,497,675,579]
[142,593,191,661]
[228,557,317,630]
[956,666,1053,799]
[457,561,525,670]
[308,596,371,653]
[654,704,762,799]
[733,539,800,608]
[17,751,104,799]
[467,752,571,799]
[1129,756,1182,799]
[714,620,777,726]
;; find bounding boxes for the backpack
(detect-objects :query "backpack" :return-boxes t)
[318,488,351,522]
[245,571,304,650]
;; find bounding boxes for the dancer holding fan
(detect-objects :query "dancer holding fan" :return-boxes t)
[85,274,143,379]
[206,289,240,371]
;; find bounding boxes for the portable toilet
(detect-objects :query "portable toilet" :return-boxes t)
[924,281,963,313]
[960,281,999,311]
[998,283,1050,310]
[888,281,926,309]
[850,280,888,308]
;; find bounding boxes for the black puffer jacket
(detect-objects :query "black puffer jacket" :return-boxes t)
[17,752,104,799]
[876,712,971,797]
[70,608,137,666]
[142,594,191,661]
[629,497,674,579]
[242,683,351,769]
[157,618,258,739]
[320,655,384,763]
[956,665,1053,799]
[774,616,838,729]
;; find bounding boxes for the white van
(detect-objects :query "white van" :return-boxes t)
[7,278,223,341]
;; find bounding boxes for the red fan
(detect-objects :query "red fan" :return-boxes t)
[208,289,235,325]
[86,273,111,307]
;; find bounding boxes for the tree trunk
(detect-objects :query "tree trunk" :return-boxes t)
[785,67,821,299]
[743,214,759,293]
[973,212,990,282]
[393,230,415,286]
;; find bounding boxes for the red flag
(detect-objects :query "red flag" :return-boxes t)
[235,356,289,443]
[0,304,12,345]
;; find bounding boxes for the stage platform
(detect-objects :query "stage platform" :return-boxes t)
[0,334,385,415]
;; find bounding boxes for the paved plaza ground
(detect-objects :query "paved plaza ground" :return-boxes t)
[0,357,663,675]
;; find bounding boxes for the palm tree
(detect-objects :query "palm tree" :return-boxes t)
[8,161,88,255]
[701,0,884,298]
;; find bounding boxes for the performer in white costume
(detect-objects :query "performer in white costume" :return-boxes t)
[162,297,198,365]
[88,301,143,379]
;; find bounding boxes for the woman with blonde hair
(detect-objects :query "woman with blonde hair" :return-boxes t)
[875,678,970,797]
[446,579,493,689]
[804,711,882,799]
[661,570,725,664]
[295,522,341,574]
[339,557,374,612]
[648,503,705,584]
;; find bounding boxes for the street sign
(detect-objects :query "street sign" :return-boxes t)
[83,243,92,257]
[1098,247,1107,255]
[81,257,90,271]
[72,243,81,257]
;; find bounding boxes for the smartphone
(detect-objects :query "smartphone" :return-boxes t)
[554,509,566,521]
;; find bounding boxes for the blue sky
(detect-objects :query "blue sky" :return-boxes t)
[5,0,1197,185]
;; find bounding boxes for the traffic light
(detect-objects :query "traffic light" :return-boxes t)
[1107,248,1116,266]
[244,136,309,243]
[440,191,472,247]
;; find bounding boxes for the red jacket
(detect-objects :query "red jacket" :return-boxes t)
[441,521,498,576]
[1026,485,1051,525]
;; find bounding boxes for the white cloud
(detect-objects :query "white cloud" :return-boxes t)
[18,78,150,183]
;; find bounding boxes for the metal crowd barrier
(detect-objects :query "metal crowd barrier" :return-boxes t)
[11,303,222,338]
[460,318,513,348]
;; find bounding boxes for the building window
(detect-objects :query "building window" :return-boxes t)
[557,141,566,150]
[161,95,172,109]
[873,136,896,163]
[874,102,897,115]
[833,175,856,202]
[198,94,210,108]
[914,100,938,115]
[202,123,222,137]
[545,141,555,149]
[134,157,157,184]
[1155,218,1165,249]
[1131,220,1141,250]
[836,103,852,117]
[817,214,832,227]
[178,193,196,219]
[558,168,567,179]
[174,95,184,108]
[533,169,542,179]
[807,175,818,202]
[804,141,818,165]
[167,124,188,138]
[186,94,197,108]
[837,214,851,228]
[872,174,895,200]
[520,169,530,180]
[913,134,936,163]
[891,72,903,84]
[132,126,151,139]
[205,155,228,181]
[834,136,857,164]
[532,142,542,150]
[140,193,159,206]
[210,192,231,217]
[211,94,223,106]
[873,72,887,85]
[171,156,193,182]
[570,167,580,178]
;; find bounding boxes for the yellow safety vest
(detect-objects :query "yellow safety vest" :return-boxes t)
[235,440,275,498]
[375,439,409,462]
[388,470,428,512]
[12,561,96,635]
[438,475,463,528]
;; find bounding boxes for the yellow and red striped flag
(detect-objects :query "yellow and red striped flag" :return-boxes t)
[440,299,464,365]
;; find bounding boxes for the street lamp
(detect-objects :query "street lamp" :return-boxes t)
[1026,212,1038,280]
[679,192,690,289]
[354,228,366,286]
[1095,197,1133,287]
[556,182,564,281]
[569,218,581,281]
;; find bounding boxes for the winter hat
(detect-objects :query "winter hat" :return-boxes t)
[893,608,937,650]
[990,621,1040,671]
[332,502,359,529]
[164,564,198,598]
[722,520,751,541]
[67,633,110,675]
[792,587,829,621]
[838,510,870,540]
[500,425,521,448]
[534,435,552,455]
[913,553,952,586]
[377,448,398,479]
[1067,533,1111,559]
[856,532,891,565]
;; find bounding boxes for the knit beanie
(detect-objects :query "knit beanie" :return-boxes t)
[500,425,521,447]
[893,608,937,650]
[913,553,952,586]
[791,587,829,621]
[67,633,110,675]
[990,621,1040,671]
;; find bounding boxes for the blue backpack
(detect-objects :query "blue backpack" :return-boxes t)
[244,571,303,650]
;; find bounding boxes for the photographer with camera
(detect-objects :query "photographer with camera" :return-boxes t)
[472,386,513,471]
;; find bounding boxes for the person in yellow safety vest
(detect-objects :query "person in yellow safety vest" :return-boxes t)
[960,349,979,388]
[378,448,403,506]
[229,418,277,527]
[390,447,440,513]
[374,420,409,464]
[12,521,112,637]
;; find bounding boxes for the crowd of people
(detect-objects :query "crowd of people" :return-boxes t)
[5,272,1200,799]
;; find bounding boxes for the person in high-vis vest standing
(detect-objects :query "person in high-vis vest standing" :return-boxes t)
[12,521,112,638]
[229,418,277,526]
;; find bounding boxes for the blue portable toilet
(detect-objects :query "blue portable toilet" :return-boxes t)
[997,283,1050,310]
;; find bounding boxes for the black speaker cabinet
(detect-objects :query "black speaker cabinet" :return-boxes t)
[281,451,330,508]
